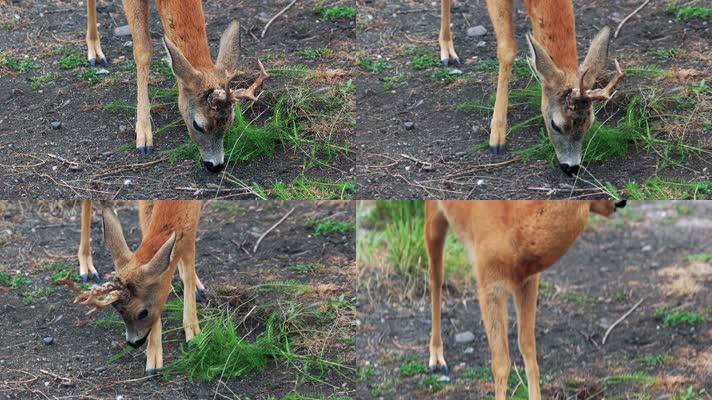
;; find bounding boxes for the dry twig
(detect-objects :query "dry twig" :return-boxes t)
[253,207,296,253]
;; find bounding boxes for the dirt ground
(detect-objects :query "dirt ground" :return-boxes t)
[357,201,712,399]
[0,0,355,199]
[355,0,711,199]
[0,200,356,399]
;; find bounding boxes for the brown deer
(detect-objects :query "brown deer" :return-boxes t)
[85,0,271,172]
[62,200,202,376]
[425,200,626,399]
[439,0,624,175]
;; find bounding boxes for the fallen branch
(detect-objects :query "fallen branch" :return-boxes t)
[261,0,298,38]
[253,207,295,253]
[614,0,652,38]
[94,157,168,177]
[400,153,433,169]
[602,297,645,345]
[39,369,73,386]
[48,153,79,167]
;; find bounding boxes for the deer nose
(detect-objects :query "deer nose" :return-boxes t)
[202,160,225,173]
[559,163,580,176]
[127,331,150,348]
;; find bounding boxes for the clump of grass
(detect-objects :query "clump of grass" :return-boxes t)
[621,178,712,200]
[671,5,712,20]
[686,253,712,262]
[58,54,84,69]
[77,68,110,85]
[0,54,38,72]
[411,55,440,70]
[430,68,462,84]
[417,375,449,392]
[256,279,311,294]
[461,365,493,381]
[559,289,591,306]
[674,386,707,400]
[357,56,391,74]
[602,372,656,386]
[457,99,493,115]
[150,59,173,77]
[289,263,319,274]
[0,272,28,288]
[640,354,673,367]
[399,360,428,376]
[307,217,354,236]
[382,72,412,91]
[297,48,334,59]
[358,364,377,380]
[22,288,52,305]
[315,3,357,21]
[656,309,706,327]
[268,176,355,200]
[28,72,60,90]
[652,48,687,58]
[94,313,124,329]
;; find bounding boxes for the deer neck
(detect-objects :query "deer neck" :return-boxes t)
[156,0,214,72]
[524,0,579,74]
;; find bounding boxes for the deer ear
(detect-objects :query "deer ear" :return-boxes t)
[580,26,611,90]
[163,37,201,86]
[526,33,564,88]
[215,20,241,79]
[140,232,177,277]
[102,208,132,269]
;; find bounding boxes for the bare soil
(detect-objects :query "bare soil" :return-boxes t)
[0,200,356,399]
[355,0,711,199]
[357,201,712,399]
[0,0,355,199]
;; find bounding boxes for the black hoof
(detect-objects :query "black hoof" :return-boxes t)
[453,57,462,66]
[489,144,506,155]
[428,363,448,374]
[137,146,152,155]
[441,59,449,67]
[195,288,207,303]
[146,368,158,377]
[559,163,580,176]
[80,273,88,283]
[88,58,96,67]
[92,272,102,282]
[100,57,109,66]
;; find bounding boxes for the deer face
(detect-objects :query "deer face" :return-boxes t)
[162,21,243,173]
[589,199,627,216]
[527,27,613,176]
[101,208,177,347]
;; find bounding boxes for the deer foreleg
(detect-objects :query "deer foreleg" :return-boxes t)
[179,247,201,341]
[78,201,100,282]
[479,282,511,400]
[514,274,542,400]
[486,0,515,155]
[426,202,450,373]
[439,0,461,66]
[86,0,108,66]
[145,316,163,377]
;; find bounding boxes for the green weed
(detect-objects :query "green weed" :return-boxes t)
[29,72,60,90]
[0,272,28,288]
[307,217,354,236]
[357,57,391,74]
[0,54,38,72]
[315,3,357,21]
[22,288,52,305]
[77,68,110,85]
[673,386,707,400]
[399,360,428,377]
[416,374,449,392]
[268,176,355,200]
[430,68,461,84]
[620,178,712,200]
[457,99,493,115]
[358,364,377,380]
[298,48,334,59]
[411,55,440,70]
[58,54,84,69]
[559,289,591,306]
[382,73,412,91]
[671,5,712,20]
[289,263,319,274]
[602,372,656,386]
[652,48,687,58]
[656,309,706,327]
[460,365,492,381]
[640,354,673,367]
[686,253,712,262]
[94,313,124,329]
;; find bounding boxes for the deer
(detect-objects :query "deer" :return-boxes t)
[62,200,203,376]
[85,0,272,172]
[439,0,625,175]
[425,199,626,400]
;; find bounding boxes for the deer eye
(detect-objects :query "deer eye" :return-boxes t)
[137,309,148,320]
[192,120,205,133]
[550,119,563,134]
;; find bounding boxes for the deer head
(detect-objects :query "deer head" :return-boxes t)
[526,26,625,176]
[162,20,272,173]
[589,199,627,216]
[63,208,178,348]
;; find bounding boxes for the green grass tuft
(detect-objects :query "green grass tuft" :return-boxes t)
[399,360,428,376]
[307,217,354,236]
[0,272,28,288]
[58,54,84,69]
[686,253,712,263]
[315,3,357,21]
[672,5,712,20]
[0,54,38,73]
[28,72,60,90]
[357,57,391,74]
[411,55,440,70]
[656,309,706,327]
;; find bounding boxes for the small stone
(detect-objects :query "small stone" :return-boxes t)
[96,69,110,75]
[123,41,133,47]
[119,125,127,133]
[641,245,652,252]
[449,68,463,75]
[423,165,435,172]
[466,25,487,37]
[437,375,451,382]
[455,151,467,157]
[94,366,106,373]
[404,121,415,130]
[50,121,61,130]
[464,347,474,354]
[69,165,82,172]
[476,41,486,47]
[12,88,23,96]
[455,331,475,343]
[116,395,124,400]
[43,336,54,345]
[113,25,131,37]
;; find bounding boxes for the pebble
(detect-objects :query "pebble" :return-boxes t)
[423,165,435,172]
[43,336,54,345]
[449,69,463,75]
[404,121,415,130]
[455,151,467,157]
[464,347,474,354]
[69,165,82,172]
[119,125,127,133]
[437,375,451,382]
[476,41,487,47]
[51,121,61,130]
[113,25,131,36]
[96,69,110,75]
[642,245,652,252]
[123,41,133,47]
[455,331,475,343]
[467,25,487,37]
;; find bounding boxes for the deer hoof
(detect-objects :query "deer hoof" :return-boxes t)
[80,273,88,283]
[137,145,153,155]
[428,363,448,374]
[100,57,109,66]
[441,58,450,67]
[145,368,158,378]
[195,288,207,303]
[88,58,96,67]
[92,272,102,282]
[488,144,506,155]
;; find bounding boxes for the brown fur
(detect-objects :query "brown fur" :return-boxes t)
[425,200,618,400]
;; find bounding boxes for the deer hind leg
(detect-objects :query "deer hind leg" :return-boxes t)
[86,0,109,66]
[478,281,511,400]
[122,0,153,154]
[513,274,542,400]
[178,242,201,341]
[439,0,461,66]
[485,0,515,155]
[145,316,163,376]
[78,201,101,282]
[425,202,450,373]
